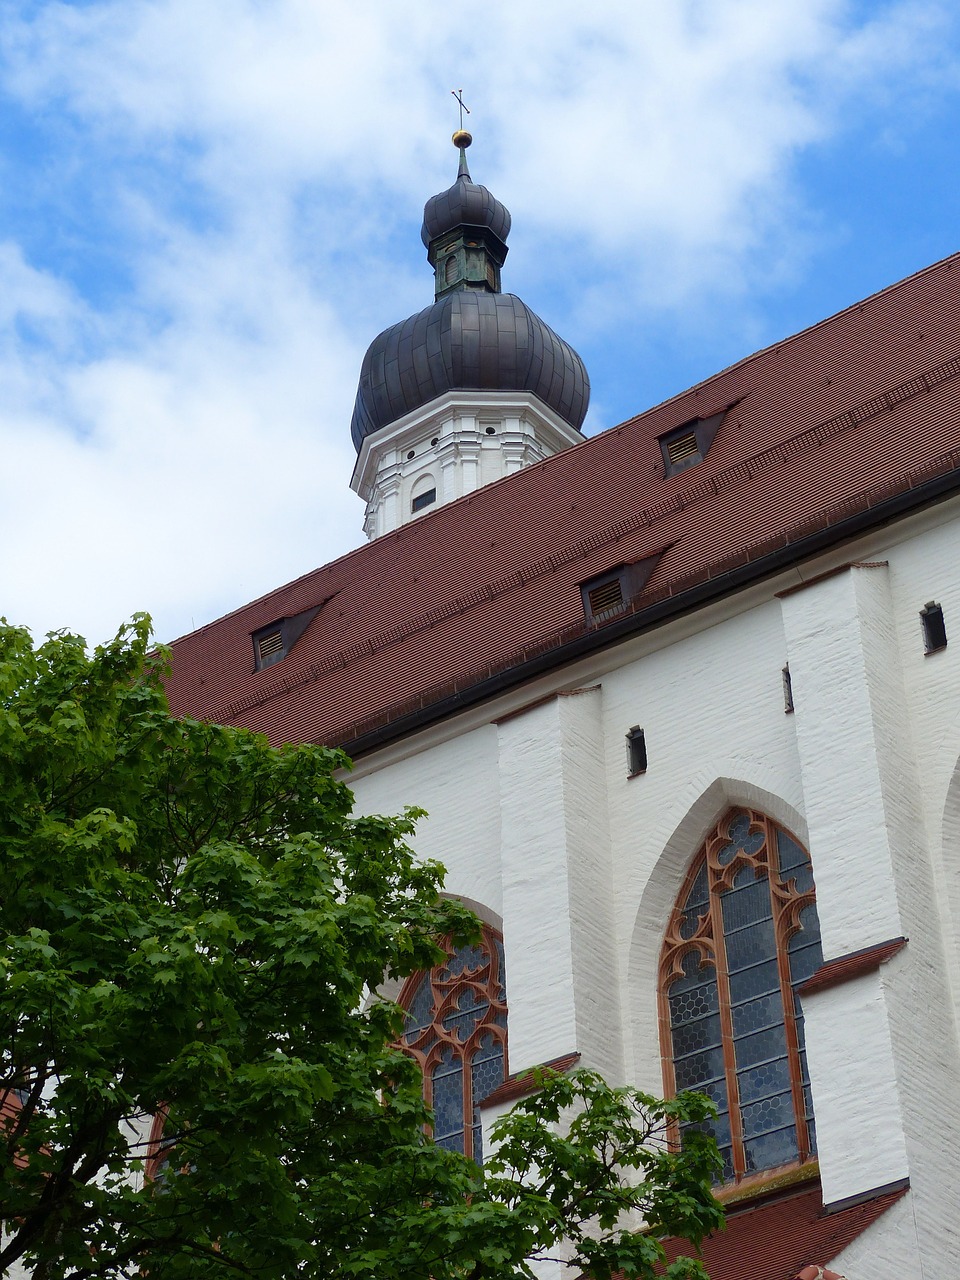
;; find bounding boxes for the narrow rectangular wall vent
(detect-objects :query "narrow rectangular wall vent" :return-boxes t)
[921,601,947,653]
[626,726,647,776]
[782,664,794,713]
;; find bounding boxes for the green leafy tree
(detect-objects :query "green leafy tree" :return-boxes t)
[0,617,723,1279]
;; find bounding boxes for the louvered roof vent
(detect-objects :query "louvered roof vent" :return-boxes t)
[251,602,327,672]
[256,630,284,669]
[586,578,625,617]
[665,430,700,469]
[659,407,730,476]
[580,552,664,625]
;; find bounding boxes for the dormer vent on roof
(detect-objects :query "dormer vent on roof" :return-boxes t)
[659,408,728,476]
[581,554,663,626]
[251,604,324,672]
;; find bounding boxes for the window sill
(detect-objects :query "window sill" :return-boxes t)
[716,1157,821,1209]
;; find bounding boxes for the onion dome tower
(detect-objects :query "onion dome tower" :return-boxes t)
[350,131,590,539]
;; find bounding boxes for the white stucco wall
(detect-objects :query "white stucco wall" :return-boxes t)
[350,723,504,918]
[829,1191,920,1278]
[801,969,909,1204]
[496,688,623,1080]
[346,503,960,1276]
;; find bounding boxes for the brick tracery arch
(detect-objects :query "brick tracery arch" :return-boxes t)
[398,923,507,1163]
[659,808,822,1182]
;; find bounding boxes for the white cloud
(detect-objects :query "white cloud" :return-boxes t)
[0,215,364,645]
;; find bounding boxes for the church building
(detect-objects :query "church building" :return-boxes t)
[164,132,960,1279]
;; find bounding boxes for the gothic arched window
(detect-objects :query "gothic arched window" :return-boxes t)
[659,809,823,1183]
[398,923,507,1163]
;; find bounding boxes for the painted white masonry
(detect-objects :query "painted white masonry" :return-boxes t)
[350,724,504,919]
[783,560,960,1270]
[828,1192,920,1279]
[800,970,909,1204]
[350,390,584,539]
[495,696,579,1073]
[344,502,960,1276]
[780,565,904,956]
[496,689,624,1081]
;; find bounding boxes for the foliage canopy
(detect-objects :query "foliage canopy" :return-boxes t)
[0,617,722,1279]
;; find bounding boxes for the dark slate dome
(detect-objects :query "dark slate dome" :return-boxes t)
[421,170,511,247]
[350,137,590,449]
[350,290,590,449]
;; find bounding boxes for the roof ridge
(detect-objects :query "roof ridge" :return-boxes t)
[613,250,960,432]
[379,251,960,511]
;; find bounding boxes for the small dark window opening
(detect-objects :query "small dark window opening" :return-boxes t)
[659,408,728,477]
[484,426,496,435]
[412,487,437,513]
[921,602,947,653]
[782,664,794,713]
[407,449,416,460]
[627,726,647,776]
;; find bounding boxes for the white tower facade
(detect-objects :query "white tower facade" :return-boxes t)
[351,390,585,539]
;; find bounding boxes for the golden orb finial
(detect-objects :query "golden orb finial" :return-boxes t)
[452,129,473,149]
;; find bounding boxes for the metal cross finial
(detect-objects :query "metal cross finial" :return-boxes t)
[452,89,471,131]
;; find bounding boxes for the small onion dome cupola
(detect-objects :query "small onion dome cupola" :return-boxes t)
[421,130,512,297]
[350,132,590,450]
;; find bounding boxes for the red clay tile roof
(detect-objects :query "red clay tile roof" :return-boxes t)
[798,937,907,996]
[655,1179,906,1280]
[165,255,960,751]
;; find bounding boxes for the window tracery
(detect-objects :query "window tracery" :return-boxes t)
[398,924,507,1163]
[659,809,823,1182]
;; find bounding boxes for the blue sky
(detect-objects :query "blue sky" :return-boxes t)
[1,0,959,645]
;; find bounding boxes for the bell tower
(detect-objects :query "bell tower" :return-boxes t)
[349,134,590,540]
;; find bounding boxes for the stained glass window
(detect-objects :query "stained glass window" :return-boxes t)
[398,923,507,1163]
[660,809,823,1183]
